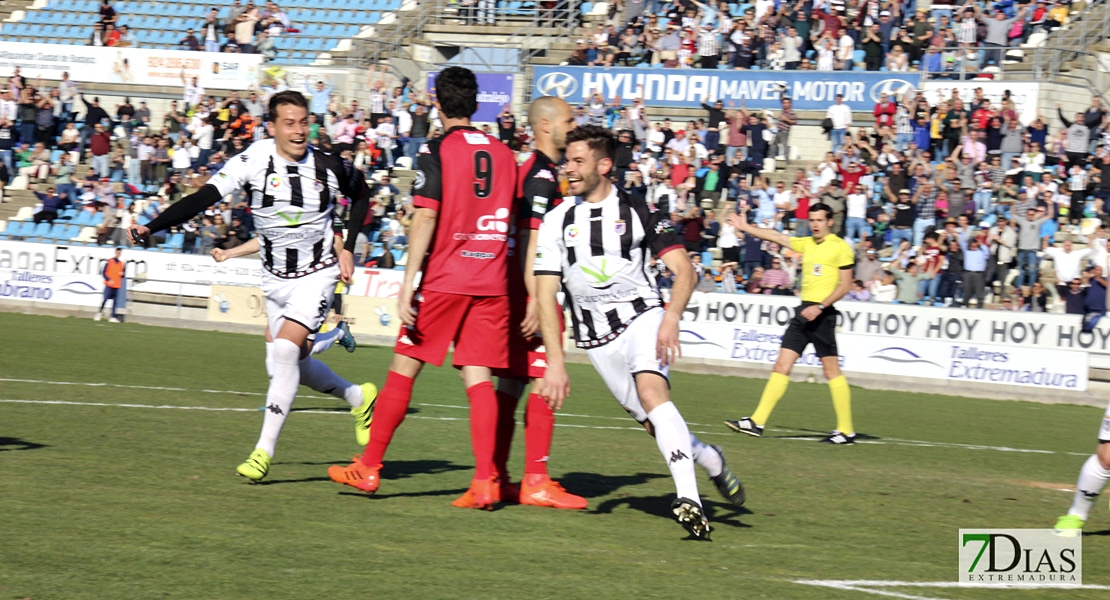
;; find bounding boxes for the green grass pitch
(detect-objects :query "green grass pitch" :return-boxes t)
[1,311,1108,599]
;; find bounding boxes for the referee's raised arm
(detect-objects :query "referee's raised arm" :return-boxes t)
[726,206,794,246]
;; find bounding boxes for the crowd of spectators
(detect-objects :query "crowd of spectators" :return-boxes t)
[556,83,1110,317]
[0,63,435,259]
[86,0,293,59]
[566,0,1078,75]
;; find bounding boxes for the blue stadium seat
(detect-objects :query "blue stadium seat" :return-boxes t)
[89,212,104,227]
[59,208,77,221]
[852,49,865,64]
[0,220,21,240]
[15,221,37,239]
[28,221,52,241]
[158,232,184,251]
[46,223,68,241]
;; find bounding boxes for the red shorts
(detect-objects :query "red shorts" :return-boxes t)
[394,290,510,369]
[494,294,564,380]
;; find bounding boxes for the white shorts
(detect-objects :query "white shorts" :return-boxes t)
[1099,400,1110,443]
[584,307,669,424]
[261,265,339,339]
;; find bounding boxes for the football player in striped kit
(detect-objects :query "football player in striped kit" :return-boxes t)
[129,91,377,482]
[534,125,745,540]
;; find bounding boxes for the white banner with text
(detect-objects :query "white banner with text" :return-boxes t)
[680,292,1094,390]
[0,42,262,90]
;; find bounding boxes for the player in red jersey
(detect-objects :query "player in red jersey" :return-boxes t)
[330,67,520,509]
[454,96,588,510]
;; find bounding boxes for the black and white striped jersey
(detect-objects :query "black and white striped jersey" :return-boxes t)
[210,139,370,278]
[534,185,684,349]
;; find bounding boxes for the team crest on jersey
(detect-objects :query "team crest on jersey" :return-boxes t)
[313,180,325,192]
[812,263,823,276]
[413,170,426,190]
[614,220,626,235]
[267,174,282,189]
[534,169,555,181]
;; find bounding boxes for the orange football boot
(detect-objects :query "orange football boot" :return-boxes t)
[519,474,588,509]
[328,461,381,493]
[452,476,518,507]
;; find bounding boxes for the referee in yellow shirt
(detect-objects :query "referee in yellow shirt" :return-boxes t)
[724,202,857,444]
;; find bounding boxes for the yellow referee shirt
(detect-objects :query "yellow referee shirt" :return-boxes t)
[789,234,855,303]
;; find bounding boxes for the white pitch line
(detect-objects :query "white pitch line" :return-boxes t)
[0,377,1094,456]
[793,579,1110,600]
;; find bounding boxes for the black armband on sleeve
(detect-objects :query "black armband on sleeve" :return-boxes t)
[144,184,224,234]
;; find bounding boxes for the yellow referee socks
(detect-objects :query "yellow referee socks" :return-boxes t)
[828,375,854,436]
[751,372,790,427]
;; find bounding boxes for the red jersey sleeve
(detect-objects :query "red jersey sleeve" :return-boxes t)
[412,140,443,211]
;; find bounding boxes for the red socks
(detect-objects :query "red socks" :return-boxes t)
[493,390,520,479]
[523,393,554,476]
[359,371,414,467]
[466,381,499,481]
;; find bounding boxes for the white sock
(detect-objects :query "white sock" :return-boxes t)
[299,356,361,408]
[1068,454,1110,520]
[255,339,301,458]
[690,435,723,478]
[264,341,275,379]
[311,327,345,355]
[646,401,701,507]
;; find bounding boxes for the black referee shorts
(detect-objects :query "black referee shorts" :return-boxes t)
[780,302,839,358]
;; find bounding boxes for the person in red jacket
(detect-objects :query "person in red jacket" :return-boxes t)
[874,92,897,128]
[95,247,124,323]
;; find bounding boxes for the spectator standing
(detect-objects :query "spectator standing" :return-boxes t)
[95,248,125,323]
[200,8,222,53]
[826,94,852,153]
[304,78,333,123]
[1014,206,1050,287]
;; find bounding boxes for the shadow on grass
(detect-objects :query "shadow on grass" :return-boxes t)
[558,471,668,499]
[1084,529,1110,537]
[257,476,333,486]
[768,426,879,442]
[593,494,752,535]
[339,488,471,500]
[0,437,47,452]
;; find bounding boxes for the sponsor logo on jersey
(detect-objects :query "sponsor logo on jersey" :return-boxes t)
[812,263,823,276]
[217,172,229,180]
[460,250,496,259]
[477,208,509,233]
[614,220,626,235]
[579,256,628,289]
[463,132,490,145]
[413,170,426,190]
[534,169,555,181]
[276,208,304,226]
[267,174,282,189]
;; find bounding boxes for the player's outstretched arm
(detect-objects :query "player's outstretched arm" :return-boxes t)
[536,273,570,410]
[658,247,695,366]
[211,237,259,262]
[127,185,222,245]
[396,207,437,326]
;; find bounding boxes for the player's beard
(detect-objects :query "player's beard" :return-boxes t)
[576,169,601,198]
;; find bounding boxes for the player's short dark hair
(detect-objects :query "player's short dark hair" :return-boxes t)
[565,124,616,162]
[434,67,478,119]
[268,90,308,121]
[808,202,834,220]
